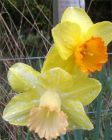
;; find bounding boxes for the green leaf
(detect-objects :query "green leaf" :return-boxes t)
[74,130,83,140]
[92,94,102,140]
[104,118,111,140]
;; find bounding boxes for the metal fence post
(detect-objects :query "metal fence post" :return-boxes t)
[53,0,85,25]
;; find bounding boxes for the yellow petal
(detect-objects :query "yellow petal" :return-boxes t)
[39,67,72,91]
[62,100,93,130]
[86,21,112,46]
[62,77,101,106]
[8,63,40,93]
[42,46,83,75]
[3,92,39,126]
[61,7,93,33]
[42,66,100,106]
[52,22,81,60]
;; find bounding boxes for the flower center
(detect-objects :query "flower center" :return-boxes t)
[27,91,68,140]
[74,37,108,73]
[39,91,61,111]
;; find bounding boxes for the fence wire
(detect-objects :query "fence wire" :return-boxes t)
[0,56,45,61]
[0,52,112,61]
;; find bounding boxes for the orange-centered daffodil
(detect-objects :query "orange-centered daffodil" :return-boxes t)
[42,7,112,74]
[75,37,107,73]
[3,63,101,139]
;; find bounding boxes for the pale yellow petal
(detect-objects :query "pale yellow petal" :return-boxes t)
[62,77,101,106]
[86,21,112,46]
[8,63,40,93]
[42,46,83,75]
[3,92,39,126]
[61,7,93,33]
[62,100,93,130]
[39,67,72,91]
[43,62,100,106]
[52,22,81,60]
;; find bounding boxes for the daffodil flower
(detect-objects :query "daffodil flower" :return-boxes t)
[43,7,112,74]
[3,63,101,139]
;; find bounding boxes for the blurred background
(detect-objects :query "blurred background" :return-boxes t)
[0,0,112,140]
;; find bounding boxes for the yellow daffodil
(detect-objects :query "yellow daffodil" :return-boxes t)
[43,7,112,74]
[3,63,101,139]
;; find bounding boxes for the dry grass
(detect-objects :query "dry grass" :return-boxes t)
[0,0,112,140]
[0,0,52,139]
